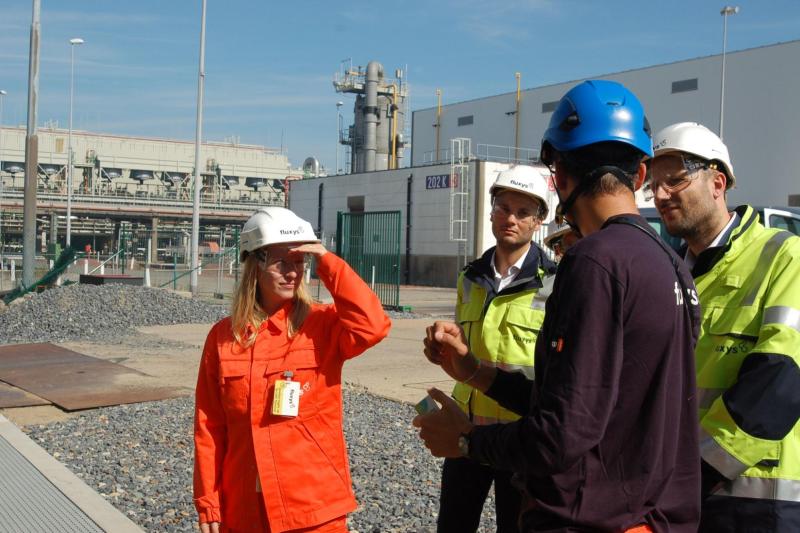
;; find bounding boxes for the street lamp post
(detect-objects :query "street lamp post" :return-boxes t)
[66,37,84,248]
[190,0,208,297]
[336,101,343,175]
[0,89,6,284]
[719,6,739,141]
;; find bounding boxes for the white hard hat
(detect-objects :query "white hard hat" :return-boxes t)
[489,165,551,219]
[239,206,319,260]
[652,122,736,189]
[543,222,571,252]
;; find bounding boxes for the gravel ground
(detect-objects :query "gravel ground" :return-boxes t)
[25,388,498,533]
[0,284,229,345]
[0,284,425,345]
[6,284,496,531]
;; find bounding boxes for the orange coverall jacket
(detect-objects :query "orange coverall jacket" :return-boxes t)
[194,252,391,532]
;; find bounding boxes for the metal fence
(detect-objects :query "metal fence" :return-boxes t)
[16,225,245,298]
[1,215,403,307]
[336,211,401,309]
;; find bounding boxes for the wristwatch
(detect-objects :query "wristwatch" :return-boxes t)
[457,432,471,457]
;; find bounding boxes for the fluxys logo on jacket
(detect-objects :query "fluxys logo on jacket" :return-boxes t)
[674,281,699,306]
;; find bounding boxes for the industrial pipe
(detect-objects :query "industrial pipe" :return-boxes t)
[389,83,399,169]
[364,61,380,172]
[435,89,442,163]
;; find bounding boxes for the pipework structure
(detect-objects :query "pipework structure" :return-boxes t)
[333,60,408,173]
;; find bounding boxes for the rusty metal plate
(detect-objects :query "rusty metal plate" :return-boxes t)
[0,343,187,411]
[0,382,50,408]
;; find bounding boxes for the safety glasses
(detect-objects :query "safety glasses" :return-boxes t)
[648,154,711,195]
[254,250,310,275]
[491,203,538,222]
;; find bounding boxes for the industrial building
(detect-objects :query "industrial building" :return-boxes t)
[0,125,294,202]
[289,140,559,287]
[290,42,800,287]
[0,125,298,256]
[410,40,800,208]
[3,42,797,288]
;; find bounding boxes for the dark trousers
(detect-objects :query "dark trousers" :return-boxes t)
[437,456,521,533]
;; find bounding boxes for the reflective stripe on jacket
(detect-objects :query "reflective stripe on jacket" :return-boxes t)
[694,205,800,525]
[452,244,555,425]
[193,252,391,532]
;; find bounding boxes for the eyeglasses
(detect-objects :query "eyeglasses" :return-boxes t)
[491,203,538,222]
[254,251,310,274]
[648,154,712,195]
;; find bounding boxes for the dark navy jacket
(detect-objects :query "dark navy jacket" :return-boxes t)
[469,215,702,532]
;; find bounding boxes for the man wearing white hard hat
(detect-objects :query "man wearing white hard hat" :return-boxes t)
[433,165,556,533]
[542,221,579,261]
[651,122,800,531]
[194,206,391,533]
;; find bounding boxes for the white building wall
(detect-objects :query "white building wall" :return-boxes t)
[289,161,558,286]
[412,40,800,207]
[289,163,482,286]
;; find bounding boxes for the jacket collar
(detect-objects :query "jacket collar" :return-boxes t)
[257,300,293,334]
[464,243,556,295]
[691,205,757,277]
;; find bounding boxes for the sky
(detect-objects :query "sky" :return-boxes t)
[0,0,799,171]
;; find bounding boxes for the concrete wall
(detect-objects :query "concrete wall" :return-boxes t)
[412,40,800,207]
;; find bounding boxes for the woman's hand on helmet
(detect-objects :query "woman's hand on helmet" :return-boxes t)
[289,242,328,259]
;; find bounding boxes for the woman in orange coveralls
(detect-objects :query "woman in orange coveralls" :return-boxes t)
[194,206,391,533]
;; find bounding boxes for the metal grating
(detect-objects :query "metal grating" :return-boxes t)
[0,434,104,532]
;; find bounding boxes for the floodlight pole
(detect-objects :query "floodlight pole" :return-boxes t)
[0,89,6,284]
[190,0,207,296]
[66,37,84,248]
[22,0,41,288]
[719,5,739,141]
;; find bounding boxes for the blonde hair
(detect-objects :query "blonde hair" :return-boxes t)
[231,250,313,348]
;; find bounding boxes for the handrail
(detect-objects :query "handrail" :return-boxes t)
[158,245,238,288]
[87,247,125,275]
[0,188,281,212]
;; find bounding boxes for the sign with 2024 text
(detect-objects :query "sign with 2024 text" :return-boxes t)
[425,174,459,189]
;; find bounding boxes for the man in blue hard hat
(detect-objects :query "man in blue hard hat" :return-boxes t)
[415,80,702,532]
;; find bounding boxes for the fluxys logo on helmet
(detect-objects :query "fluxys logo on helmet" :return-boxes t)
[279,225,305,236]
[653,139,668,150]
[509,179,531,190]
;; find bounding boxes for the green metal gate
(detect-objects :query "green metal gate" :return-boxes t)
[336,210,401,309]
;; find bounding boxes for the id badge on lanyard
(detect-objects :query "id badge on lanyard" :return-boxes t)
[272,370,301,417]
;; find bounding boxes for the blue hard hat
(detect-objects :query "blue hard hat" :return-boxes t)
[541,80,653,159]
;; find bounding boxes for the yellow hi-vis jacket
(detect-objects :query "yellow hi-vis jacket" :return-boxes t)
[694,205,800,528]
[452,244,556,426]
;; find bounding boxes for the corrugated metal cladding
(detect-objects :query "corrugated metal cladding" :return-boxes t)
[0,434,104,533]
[411,40,800,207]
